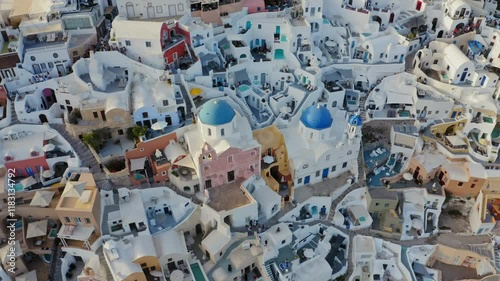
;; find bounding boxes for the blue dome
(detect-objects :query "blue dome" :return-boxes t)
[300,105,333,130]
[199,99,235,125]
[348,115,363,126]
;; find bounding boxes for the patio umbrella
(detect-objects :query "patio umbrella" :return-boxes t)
[20,176,36,188]
[62,181,87,198]
[42,169,55,178]
[403,173,413,181]
[151,121,169,131]
[30,191,55,207]
[42,143,55,152]
[190,88,203,96]
[43,131,58,140]
[263,155,275,164]
[26,220,48,238]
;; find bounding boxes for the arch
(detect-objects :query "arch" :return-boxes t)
[437,30,444,38]
[39,114,48,124]
[240,54,247,59]
[371,16,382,27]
[431,18,438,31]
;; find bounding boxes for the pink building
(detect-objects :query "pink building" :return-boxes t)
[183,99,261,191]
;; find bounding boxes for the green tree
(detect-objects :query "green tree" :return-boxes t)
[82,131,103,152]
[132,125,148,139]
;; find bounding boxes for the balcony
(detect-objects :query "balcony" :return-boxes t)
[162,34,186,52]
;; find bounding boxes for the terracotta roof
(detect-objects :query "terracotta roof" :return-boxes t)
[0,53,20,69]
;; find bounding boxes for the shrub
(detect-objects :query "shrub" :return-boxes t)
[68,109,82,124]
[132,125,148,139]
[82,131,103,152]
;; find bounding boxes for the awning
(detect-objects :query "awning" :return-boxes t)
[386,91,414,105]
[62,181,87,198]
[176,156,196,170]
[130,157,147,171]
[20,177,36,188]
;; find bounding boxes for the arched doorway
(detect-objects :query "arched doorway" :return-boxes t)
[437,30,444,38]
[195,224,202,235]
[53,162,68,178]
[389,13,395,23]
[126,2,135,17]
[372,16,382,27]
[431,18,438,31]
[39,114,48,124]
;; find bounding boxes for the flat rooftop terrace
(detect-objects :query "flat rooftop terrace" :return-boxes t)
[207,179,251,211]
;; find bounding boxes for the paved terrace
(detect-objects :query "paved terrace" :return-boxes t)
[207,179,251,211]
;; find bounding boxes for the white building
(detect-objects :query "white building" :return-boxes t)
[281,105,362,188]
[401,188,445,240]
[116,0,188,19]
[350,235,413,281]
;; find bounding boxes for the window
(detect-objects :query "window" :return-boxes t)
[74,217,81,223]
[204,166,210,170]
[65,100,71,105]
[433,59,438,64]
[416,110,421,114]
[458,182,463,187]
[156,6,162,13]
[162,171,167,176]
[118,129,124,135]
[384,203,389,207]
[298,178,302,184]
[258,24,262,29]
[65,217,70,223]
[142,112,148,118]
[146,41,152,47]
[447,65,450,71]
[428,111,432,115]
[48,62,54,69]
[281,240,286,244]
[342,162,347,168]
[93,112,98,118]
[471,184,476,188]
[208,128,212,136]
[394,55,398,60]
[331,166,336,172]
[326,154,330,161]
[40,63,47,70]
[316,171,320,177]
[141,263,147,268]
[208,153,212,159]
[435,111,439,114]
[332,101,337,107]
[221,128,225,136]
[84,218,91,224]
[60,105,65,110]
[318,7,321,12]
[228,156,233,163]
[305,7,308,12]
[125,40,131,46]
[375,203,380,206]
[380,53,384,58]
[162,100,169,106]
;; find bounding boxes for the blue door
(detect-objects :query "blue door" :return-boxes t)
[481,76,486,86]
[322,168,329,179]
[246,21,252,30]
[399,54,404,62]
[451,111,457,118]
[304,176,310,185]
[460,71,467,82]
[363,52,369,62]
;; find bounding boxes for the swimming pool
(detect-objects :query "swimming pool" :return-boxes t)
[239,84,250,92]
[13,183,23,192]
[190,262,207,281]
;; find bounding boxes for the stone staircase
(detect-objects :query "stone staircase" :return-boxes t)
[264,263,277,281]
[176,82,193,118]
[359,96,367,122]
[50,124,102,176]
[97,246,114,281]
[233,95,258,128]
[10,101,19,124]
[400,246,416,281]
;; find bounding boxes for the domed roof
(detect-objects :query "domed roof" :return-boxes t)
[348,115,363,126]
[199,99,235,126]
[300,105,333,130]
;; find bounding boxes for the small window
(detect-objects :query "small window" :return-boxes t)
[298,178,302,184]
[305,7,308,12]
[428,111,432,115]
[93,112,98,118]
[221,128,225,136]
[208,128,212,136]
[65,100,71,105]
[53,53,59,58]
[146,41,152,47]
[125,40,131,46]
[60,105,65,110]
[394,55,398,60]
[142,112,148,118]
[384,203,389,207]
[220,252,223,256]
[435,111,439,114]
[458,182,463,187]
[74,217,81,223]
[416,110,421,114]
[316,171,320,177]
[258,24,262,29]
[281,240,286,244]
[375,203,379,206]
[140,148,145,152]
[471,184,476,188]
[318,7,321,12]
[447,65,450,71]
[118,129,124,135]
[342,162,347,168]
[331,166,336,172]
[380,53,384,58]
[228,156,233,163]
[65,217,70,223]
[326,154,330,161]
[141,263,147,268]
[84,218,91,224]
[162,171,167,176]
[163,100,169,106]
[433,60,438,64]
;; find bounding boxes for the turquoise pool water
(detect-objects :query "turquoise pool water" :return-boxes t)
[323,18,329,24]
[239,85,250,92]
[13,183,23,191]
[190,263,206,281]
[274,49,285,59]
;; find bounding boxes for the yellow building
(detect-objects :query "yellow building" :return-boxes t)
[55,173,101,258]
[253,125,293,202]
